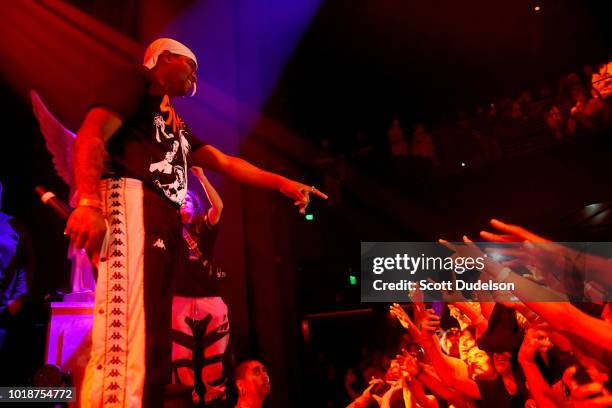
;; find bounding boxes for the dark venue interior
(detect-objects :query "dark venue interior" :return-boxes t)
[0,0,611,407]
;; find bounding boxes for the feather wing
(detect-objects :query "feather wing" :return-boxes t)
[30,90,76,189]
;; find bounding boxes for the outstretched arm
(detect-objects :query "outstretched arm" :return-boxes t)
[378,381,403,408]
[469,233,612,350]
[417,368,472,407]
[521,301,612,352]
[191,144,327,214]
[399,356,445,408]
[481,218,612,288]
[346,378,381,408]
[421,331,481,400]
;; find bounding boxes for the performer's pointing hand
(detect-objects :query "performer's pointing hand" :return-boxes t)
[279,180,328,214]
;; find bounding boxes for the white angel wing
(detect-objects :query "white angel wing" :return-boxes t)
[30,90,76,189]
[31,91,96,294]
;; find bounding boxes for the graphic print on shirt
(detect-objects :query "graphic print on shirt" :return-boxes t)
[148,95,191,204]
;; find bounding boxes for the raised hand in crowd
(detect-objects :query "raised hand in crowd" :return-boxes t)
[474,227,612,351]
[481,218,612,290]
[443,234,570,303]
[479,218,550,243]
[447,304,472,331]
[519,325,553,363]
[390,303,420,337]
[518,325,560,408]
[371,380,404,408]
[561,366,612,408]
[346,378,383,408]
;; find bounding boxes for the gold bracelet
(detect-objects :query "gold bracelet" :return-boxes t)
[78,198,104,211]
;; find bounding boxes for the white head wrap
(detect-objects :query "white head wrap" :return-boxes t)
[143,38,198,96]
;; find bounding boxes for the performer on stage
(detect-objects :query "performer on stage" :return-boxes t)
[65,38,326,408]
[172,167,229,407]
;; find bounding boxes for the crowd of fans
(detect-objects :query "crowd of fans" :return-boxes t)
[306,60,612,407]
[316,58,612,199]
[340,219,611,407]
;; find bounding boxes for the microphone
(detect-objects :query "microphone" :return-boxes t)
[35,186,100,268]
[35,186,73,220]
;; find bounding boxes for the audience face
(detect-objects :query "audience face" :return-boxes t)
[385,359,402,381]
[567,72,581,86]
[466,347,496,379]
[180,192,196,224]
[459,330,476,360]
[493,351,512,375]
[539,87,551,99]
[520,91,531,103]
[444,328,461,358]
[388,120,404,142]
[571,86,587,103]
[237,361,271,399]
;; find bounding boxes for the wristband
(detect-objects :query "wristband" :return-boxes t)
[78,198,104,211]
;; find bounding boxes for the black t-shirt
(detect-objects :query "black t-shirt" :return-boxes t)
[476,376,526,408]
[91,64,205,206]
[174,215,221,297]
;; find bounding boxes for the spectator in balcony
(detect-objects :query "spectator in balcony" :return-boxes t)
[556,73,582,111]
[545,106,576,141]
[387,118,409,159]
[570,84,611,132]
[538,86,553,105]
[407,124,438,183]
[498,97,514,121]
[510,99,524,120]
[519,90,539,118]
[387,118,410,177]
[592,59,612,101]
[410,124,437,163]
[566,72,582,88]
[531,86,553,117]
